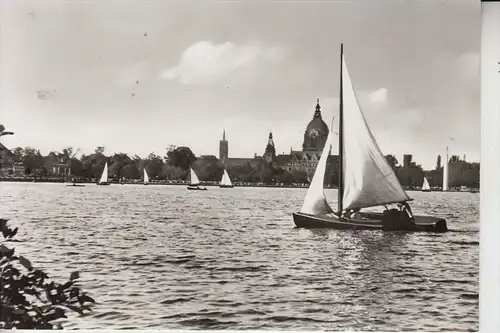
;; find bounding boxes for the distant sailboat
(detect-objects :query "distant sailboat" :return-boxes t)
[143,168,149,185]
[292,44,447,232]
[421,177,431,192]
[187,168,207,191]
[66,177,85,187]
[97,162,110,186]
[443,146,449,191]
[219,169,234,188]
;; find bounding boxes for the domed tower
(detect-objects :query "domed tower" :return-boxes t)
[302,98,329,154]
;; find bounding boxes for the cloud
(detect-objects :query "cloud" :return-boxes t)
[368,88,388,104]
[36,89,55,100]
[160,41,284,85]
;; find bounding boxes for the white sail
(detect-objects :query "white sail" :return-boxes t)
[220,169,232,186]
[443,146,449,191]
[190,168,200,185]
[300,128,335,215]
[422,177,430,190]
[341,54,410,210]
[99,162,108,184]
[143,168,149,184]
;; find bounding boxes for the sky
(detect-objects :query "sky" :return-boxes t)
[0,0,480,170]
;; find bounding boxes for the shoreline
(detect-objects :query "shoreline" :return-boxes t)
[0,177,310,189]
[0,177,479,192]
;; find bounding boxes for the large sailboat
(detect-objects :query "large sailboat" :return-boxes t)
[219,169,234,188]
[421,177,431,192]
[143,168,149,185]
[292,44,447,232]
[97,162,110,186]
[187,168,207,191]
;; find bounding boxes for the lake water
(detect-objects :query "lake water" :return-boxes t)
[0,182,479,331]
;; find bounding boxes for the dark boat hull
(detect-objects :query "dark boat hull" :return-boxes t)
[67,184,85,187]
[97,183,110,186]
[219,185,234,188]
[292,211,448,232]
[421,190,431,192]
[187,186,207,191]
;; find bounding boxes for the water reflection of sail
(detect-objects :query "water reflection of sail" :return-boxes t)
[306,230,412,327]
[350,232,414,326]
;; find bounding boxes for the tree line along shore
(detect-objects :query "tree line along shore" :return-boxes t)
[1,145,480,189]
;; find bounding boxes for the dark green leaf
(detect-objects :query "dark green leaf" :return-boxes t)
[69,271,80,281]
[31,305,43,315]
[78,294,96,304]
[18,255,33,270]
[62,281,73,290]
[81,305,93,312]
[65,304,83,315]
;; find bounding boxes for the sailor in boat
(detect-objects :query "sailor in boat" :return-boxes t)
[351,208,361,220]
[398,201,415,223]
[380,202,416,230]
[344,208,362,220]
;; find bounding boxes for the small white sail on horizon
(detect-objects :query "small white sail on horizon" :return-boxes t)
[220,169,233,187]
[422,177,430,191]
[299,50,410,216]
[143,168,149,184]
[189,168,200,185]
[443,146,449,191]
[99,162,108,184]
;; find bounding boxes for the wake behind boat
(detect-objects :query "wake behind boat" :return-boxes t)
[187,168,207,191]
[219,169,234,188]
[97,162,110,186]
[292,44,447,233]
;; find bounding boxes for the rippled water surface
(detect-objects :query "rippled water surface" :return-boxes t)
[0,182,479,331]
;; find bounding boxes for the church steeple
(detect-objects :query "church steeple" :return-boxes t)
[219,129,228,162]
[264,131,276,161]
[264,132,276,159]
[267,132,274,147]
[314,98,322,118]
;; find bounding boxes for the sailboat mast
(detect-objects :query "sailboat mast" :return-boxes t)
[338,43,344,215]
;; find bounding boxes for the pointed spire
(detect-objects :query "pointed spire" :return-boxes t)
[314,98,321,118]
[267,131,275,147]
[265,131,276,156]
[223,129,226,141]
